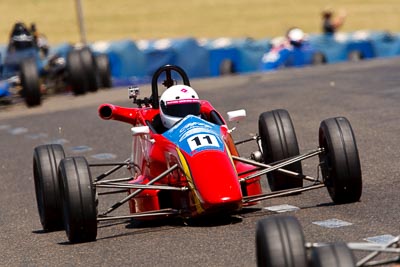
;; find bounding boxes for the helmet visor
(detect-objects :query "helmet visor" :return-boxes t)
[162,99,201,117]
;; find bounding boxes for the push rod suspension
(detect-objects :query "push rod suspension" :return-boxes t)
[98,208,180,222]
[234,136,257,146]
[242,183,324,203]
[100,164,179,216]
[93,158,130,182]
[236,148,324,181]
[234,153,320,183]
[96,183,187,191]
[94,176,133,185]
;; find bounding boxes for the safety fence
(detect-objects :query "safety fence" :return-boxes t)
[2,30,400,86]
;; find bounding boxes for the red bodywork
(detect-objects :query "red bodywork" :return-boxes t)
[98,100,262,218]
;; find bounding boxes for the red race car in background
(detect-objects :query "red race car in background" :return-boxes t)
[33,64,362,243]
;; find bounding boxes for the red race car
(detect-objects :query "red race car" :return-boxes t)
[33,64,362,243]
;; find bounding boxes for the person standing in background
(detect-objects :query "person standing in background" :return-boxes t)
[322,7,347,35]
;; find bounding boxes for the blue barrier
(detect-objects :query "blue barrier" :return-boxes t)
[137,37,210,80]
[91,39,146,79]
[171,38,210,78]
[3,31,400,86]
[49,42,73,59]
[362,31,400,57]
[199,38,241,76]
[199,38,270,75]
[308,33,374,63]
[137,39,176,78]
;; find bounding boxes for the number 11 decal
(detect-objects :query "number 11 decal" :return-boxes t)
[188,133,220,151]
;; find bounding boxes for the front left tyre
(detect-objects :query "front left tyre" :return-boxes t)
[256,215,307,267]
[33,144,65,231]
[58,156,97,243]
[258,109,303,191]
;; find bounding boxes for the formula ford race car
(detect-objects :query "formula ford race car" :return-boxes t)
[0,22,112,107]
[256,216,400,267]
[33,64,362,243]
[0,45,112,107]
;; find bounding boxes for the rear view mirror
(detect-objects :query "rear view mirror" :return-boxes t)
[131,126,150,136]
[227,109,246,122]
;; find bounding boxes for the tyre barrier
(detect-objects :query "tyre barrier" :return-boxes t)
[12,30,400,87]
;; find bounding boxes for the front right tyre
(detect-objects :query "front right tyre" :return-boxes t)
[319,117,362,204]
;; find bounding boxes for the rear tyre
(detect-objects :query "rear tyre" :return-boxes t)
[66,50,87,95]
[256,216,307,267]
[258,109,303,191]
[79,47,98,92]
[20,58,41,107]
[95,54,112,88]
[311,243,356,267]
[319,117,362,204]
[59,157,97,243]
[33,144,65,231]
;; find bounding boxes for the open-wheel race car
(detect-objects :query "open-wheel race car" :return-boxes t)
[256,215,400,267]
[0,22,112,107]
[0,45,112,107]
[33,64,362,243]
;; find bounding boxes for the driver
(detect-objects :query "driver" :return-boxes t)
[286,27,305,48]
[159,85,201,129]
[8,21,35,51]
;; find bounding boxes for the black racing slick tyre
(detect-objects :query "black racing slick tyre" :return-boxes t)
[95,54,112,88]
[33,144,65,231]
[319,117,362,204]
[258,109,303,191]
[20,58,41,107]
[59,157,97,243]
[79,47,98,92]
[256,216,307,267]
[311,243,356,267]
[66,50,87,95]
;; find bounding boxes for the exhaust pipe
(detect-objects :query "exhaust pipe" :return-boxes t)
[98,104,137,124]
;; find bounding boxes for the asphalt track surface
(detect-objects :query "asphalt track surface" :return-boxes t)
[1,57,399,266]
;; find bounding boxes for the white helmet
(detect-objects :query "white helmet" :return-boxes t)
[159,85,200,129]
[287,27,305,47]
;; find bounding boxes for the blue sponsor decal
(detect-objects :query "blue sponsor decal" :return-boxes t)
[163,115,224,156]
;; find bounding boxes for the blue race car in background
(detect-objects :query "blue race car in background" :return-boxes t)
[260,28,326,72]
[0,22,112,107]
